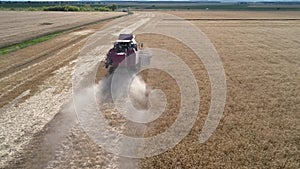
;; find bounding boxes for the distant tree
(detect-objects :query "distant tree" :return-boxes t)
[95,7,111,12]
[81,4,91,11]
[110,4,118,11]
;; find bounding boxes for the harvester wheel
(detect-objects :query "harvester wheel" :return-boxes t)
[108,67,115,74]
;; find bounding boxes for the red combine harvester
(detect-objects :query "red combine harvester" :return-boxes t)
[104,34,141,74]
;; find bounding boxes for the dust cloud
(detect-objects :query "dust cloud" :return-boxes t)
[37,72,148,168]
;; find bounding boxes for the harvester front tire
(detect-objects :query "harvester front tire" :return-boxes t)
[108,67,115,75]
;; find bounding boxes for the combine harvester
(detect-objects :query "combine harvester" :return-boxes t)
[101,34,150,101]
[104,34,149,74]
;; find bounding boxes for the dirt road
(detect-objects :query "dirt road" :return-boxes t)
[0,11,299,169]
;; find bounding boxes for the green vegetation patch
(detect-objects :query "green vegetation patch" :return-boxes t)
[0,3,119,12]
[42,5,117,12]
[43,5,81,11]
[0,32,61,56]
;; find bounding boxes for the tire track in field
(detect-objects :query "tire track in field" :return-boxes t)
[0,38,84,108]
[0,34,88,79]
